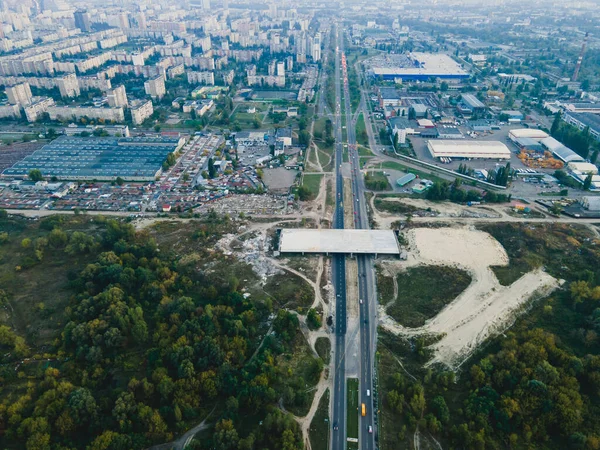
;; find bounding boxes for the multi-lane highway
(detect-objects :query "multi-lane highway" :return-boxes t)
[330,23,378,450]
[331,21,348,450]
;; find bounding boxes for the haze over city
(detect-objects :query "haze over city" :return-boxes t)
[0,1,598,449]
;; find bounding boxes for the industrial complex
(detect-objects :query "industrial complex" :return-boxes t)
[2,135,185,181]
[367,53,469,81]
[427,140,512,160]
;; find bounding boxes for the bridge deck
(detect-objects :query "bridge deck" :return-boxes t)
[279,229,400,255]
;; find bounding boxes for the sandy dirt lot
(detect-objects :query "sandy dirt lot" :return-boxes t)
[262,167,299,192]
[379,226,561,370]
[398,197,502,219]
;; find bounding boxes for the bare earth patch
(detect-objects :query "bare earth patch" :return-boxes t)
[379,226,562,370]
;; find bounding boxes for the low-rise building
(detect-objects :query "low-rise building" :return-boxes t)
[459,94,486,116]
[236,131,267,146]
[276,127,292,147]
[564,112,600,142]
[427,140,511,160]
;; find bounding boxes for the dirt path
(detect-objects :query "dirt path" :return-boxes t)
[378,226,561,370]
[268,257,324,307]
[297,370,330,450]
[148,407,215,450]
[308,142,324,172]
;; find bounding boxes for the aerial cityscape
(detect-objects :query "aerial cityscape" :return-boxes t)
[0,0,599,448]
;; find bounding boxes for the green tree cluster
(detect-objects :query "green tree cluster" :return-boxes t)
[0,218,310,449]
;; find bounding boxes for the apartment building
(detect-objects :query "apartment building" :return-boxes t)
[6,82,32,106]
[57,74,81,98]
[144,75,166,99]
[24,97,55,122]
[106,85,128,108]
[130,99,154,125]
[47,106,125,123]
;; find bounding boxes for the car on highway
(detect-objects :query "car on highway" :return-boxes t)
[333,422,338,430]
[368,425,373,433]
[359,298,363,304]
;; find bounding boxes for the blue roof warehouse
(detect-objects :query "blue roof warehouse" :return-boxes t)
[2,135,185,181]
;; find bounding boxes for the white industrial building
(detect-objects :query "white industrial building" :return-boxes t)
[540,136,584,163]
[567,162,598,175]
[582,196,600,211]
[427,140,511,160]
[369,53,469,81]
[508,129,549,142]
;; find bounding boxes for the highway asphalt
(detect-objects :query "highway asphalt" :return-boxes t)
[330,23,378,450]
[331,22,348,450]
[341,30,378,450]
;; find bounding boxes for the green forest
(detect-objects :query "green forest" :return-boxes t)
[0,213,321,450]
[378,223,600,450]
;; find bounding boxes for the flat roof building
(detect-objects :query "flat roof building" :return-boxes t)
[582,196,600,211]
[397,173,416,186]
[540,136,584,163]
[508,128,549,141]
[564,112,600,142]
[461,94,485,112]
[369,53,469,81]
[568,162,598,174]
[3,135,183,181]
[427,140,511,160]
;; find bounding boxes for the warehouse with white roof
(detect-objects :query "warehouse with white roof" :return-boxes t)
[508,129,549,142]
[427,140,511,160]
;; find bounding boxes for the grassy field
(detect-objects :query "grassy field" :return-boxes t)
[364,171,392,191]
[358,145,374,157]
[264,271,315,310]
[387,266,472,327]
[315,337,331,364]
[326,178,334,208]
[374,198,420,215]
[314,117,328,139]
[309,389,330,450]
[478,222,598,286]
[375,266,395,306]
[282,349,322,417]
[359,156,372,167]
[0,215,106,347]
[302,173,323,199]
[356,113,369,147]
[308,143,320,168]
[347,378,359,440]
[317,144,335,172]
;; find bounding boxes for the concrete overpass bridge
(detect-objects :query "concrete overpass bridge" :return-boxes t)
[277,228,401,257]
